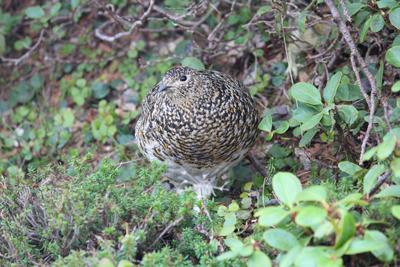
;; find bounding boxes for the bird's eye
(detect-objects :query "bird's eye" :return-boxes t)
[180,76,187,82]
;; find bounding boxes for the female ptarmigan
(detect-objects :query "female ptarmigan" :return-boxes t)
[135,66,259,197]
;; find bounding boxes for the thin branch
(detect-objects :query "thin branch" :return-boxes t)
[368,170,392,197]
[95,0,155,42]
[146,216,183,251]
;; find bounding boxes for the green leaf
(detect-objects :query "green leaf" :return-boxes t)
[275,121,289,134]
[389,7,400,30]
[338,161,363,175]
[339,105,359,126]
[258,115,272,132]
[335,210,356,249]
[247,251,272,267]
[182,57,205,70]
[98,258,115,267]
[256,207,290,227]
[71,0,80,9]
[360,16,372,43]
[297,10,306,34]
[291,82,322,105]
[336,83,364,101]
[391,158,400,178]
[391,205,400,220]
[296,185,327,202]
[364,165,386,195]
[295,206,327,227]
[279,246,302,267]
[294,247,332,266]
[392,80,400,92]
[62,110,75,128]
[50,3,62,17]
[323,72,342,105]
[225,238,243,250]
[92,82,110,99]
[117,260,134,267]
[345,2,367,16]
[272,172,302,208]
[26,6,45,19]
[263,229,299,251]
[362,146,378,161]
[375,60,384,92]
[241,197,252,209]
[300,112,323,131]
[377,0,398,8]
[228,202,239,212]
[370,14,385,32]
[377,139,396,160]
[386,46,400,67]
[299,127,318,147]
[257,6,272,15]
[0,32,5,56]
[375,185,400,198]
[293,105,321,122]
[346,239,386,254]
[365,230,393,262]
[219,225,235,236]
[217,251,236,261]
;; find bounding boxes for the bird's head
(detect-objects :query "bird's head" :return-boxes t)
[156,66,203,103]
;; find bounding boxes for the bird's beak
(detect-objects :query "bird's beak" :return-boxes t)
[158,83,173,93]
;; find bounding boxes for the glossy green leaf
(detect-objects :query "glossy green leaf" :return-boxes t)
[365,230,393,262]
[297,10,306,34]
[375,185,400,198]
[295,206,327,227]
[219,225,235,236]
[392,80,400,92]
[339,105,359,126]
[275,121,289,134]
[247,251,272,267]
[272,172,302,208]
[182,57,205,70]
[98,258,115,267]
[92,82,110,99]
[389,7,400,30]
[364,165,386,195]
[117,260,134,267]
[360,16,372,43]
[293,105,320,122]
[377,0,398,8]
[263,228,299,251]
[258,115,272,132]
[362,146,378,161]
[391,205,400,220]
[300,112,323,131]
[323,72,342,105]
[346,239,386,254]
[338,161,363,175]
[294,247,332,267]
[26,6,45,19]
[296,185,327,202]
[377,139,396,160]
[335,210,356,249]
[279,245,302,267]
[257,5,272,15]
[375,61,383,92]
[370,14,385,32]
[391,158,400,178]
[291,82,322,105]
[386,46,400,67]
[256,207,290,227]
[299,127,318,147]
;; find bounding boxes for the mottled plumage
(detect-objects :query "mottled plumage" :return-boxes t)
[135,66,259,197]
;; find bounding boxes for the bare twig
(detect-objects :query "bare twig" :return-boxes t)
[0,29,45,66]
[246,152,269,178]
[368,170,392,197]
[95,0,155,42]
[146,216,184,251]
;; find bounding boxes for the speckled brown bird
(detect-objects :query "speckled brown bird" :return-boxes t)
[135,66,260,197]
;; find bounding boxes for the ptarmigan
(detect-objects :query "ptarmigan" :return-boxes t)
[135,66,259,197]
